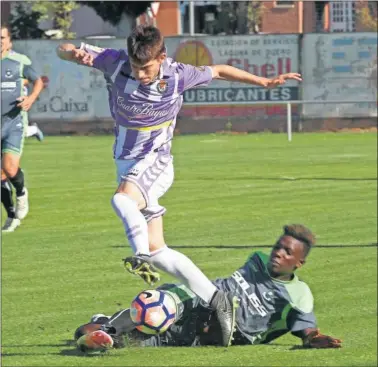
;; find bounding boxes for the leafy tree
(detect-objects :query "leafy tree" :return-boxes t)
[31,1,79,39]
[8,1,153,40]
[8,2,45,39]
[357,1,377,31]
[79,1,152,26]
[247,1,265,34]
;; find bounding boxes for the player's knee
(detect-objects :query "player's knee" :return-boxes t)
[116,181,146,209]
[2,155,20,178]
[111,193,138,213]
[3,164,19,178]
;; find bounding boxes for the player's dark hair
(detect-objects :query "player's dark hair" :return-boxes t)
[283,224,315,257]
[127,25,165,64]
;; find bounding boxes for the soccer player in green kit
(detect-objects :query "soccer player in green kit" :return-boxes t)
[76,224,342,351]
[1,23,44,232]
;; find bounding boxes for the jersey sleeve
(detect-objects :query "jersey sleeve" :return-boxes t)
[22,56,41,82]
[79,43,125,75]
[287,309,317,332]
[177,63,213,93]
[285,279,314,314]
[285,280,317,332]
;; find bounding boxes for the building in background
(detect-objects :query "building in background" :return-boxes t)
[138,1,377,36]
[2,1,375,38]
[137,1,182,36]
[1,1,11,21]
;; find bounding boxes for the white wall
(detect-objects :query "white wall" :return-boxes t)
[11,33,377,122]
[302,32,377,117]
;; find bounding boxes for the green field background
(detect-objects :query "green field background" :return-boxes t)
[1,132,377,366]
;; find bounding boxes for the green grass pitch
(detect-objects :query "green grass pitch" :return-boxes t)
[1,132,377,366]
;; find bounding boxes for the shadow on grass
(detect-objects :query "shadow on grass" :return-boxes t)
[171,243,378,249]
[2,344,109,358]
[200,176,378,182]
[58,348,109,357]
[256,343,298,347]
[112,243,377,250]
[290,345,308,350]
[2,340,75,349]
[288,345,335,351]
[1,350,106,358]
[1,340,313,357]
[1,353,49,357]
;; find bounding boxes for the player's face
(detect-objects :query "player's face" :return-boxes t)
[268,235,305,276]
[1,27,12,54]
[130,53,166,85]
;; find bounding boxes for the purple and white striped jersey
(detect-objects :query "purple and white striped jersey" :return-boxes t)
[80,43,213,159]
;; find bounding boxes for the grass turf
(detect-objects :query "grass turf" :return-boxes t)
[1,132,377,366]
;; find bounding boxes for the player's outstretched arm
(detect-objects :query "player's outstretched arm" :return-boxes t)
[293,328,342,349]
[210,64,302,88]
[56,43,94,66]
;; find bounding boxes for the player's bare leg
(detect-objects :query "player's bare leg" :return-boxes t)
[147,216,166,252]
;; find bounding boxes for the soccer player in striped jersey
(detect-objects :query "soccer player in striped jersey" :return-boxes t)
[57,25,301,347]
[76,224,342,351]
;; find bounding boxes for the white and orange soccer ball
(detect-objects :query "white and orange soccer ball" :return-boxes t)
[130,290,177,334]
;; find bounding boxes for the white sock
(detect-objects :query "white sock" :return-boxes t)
[149,246,217,303]
[111,193,150,255]
[26,125,38,137]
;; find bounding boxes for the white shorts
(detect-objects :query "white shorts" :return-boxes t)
[115,153,174,222]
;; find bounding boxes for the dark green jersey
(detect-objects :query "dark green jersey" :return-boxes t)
[214,251,317,344]
[1,50,40,116]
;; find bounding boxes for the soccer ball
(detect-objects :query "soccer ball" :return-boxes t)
[130,290,177,334]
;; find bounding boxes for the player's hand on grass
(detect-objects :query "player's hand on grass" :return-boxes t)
[267,73,302,88]
[303,329,342,349]
[72,49,94,66]
[17,95,36,111]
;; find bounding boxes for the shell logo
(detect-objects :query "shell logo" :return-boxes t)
[173,40,213,66]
